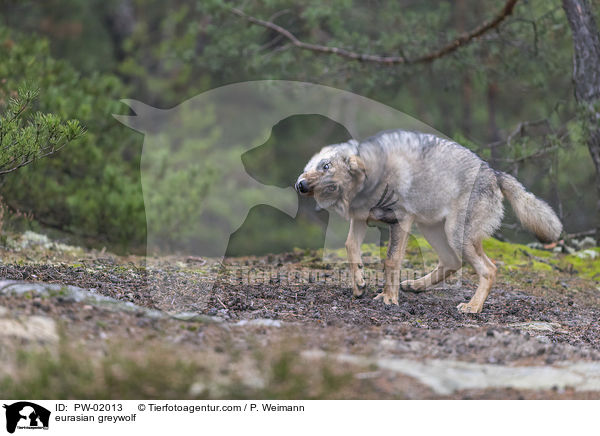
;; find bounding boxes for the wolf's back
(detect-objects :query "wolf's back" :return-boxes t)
[496,171,562,243]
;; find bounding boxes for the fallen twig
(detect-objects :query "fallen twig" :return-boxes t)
[519,248,564,272]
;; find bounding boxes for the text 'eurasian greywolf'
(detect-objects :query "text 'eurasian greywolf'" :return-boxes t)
[295,130,562,313]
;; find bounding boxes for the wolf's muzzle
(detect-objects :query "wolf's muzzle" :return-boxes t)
[295,179,311,195]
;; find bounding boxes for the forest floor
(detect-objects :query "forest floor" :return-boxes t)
[1,231,599,399]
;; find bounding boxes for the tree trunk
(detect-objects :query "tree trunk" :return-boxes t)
[455,0,473,136]
[562,0,600,243]
[487,81,501,166]
[103,0,135,62]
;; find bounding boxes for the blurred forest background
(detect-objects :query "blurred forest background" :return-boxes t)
[0,0,599,255]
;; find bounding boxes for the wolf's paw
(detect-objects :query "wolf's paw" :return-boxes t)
[400,280,426,293]
[457,302,482,313]
[374,292,398,305]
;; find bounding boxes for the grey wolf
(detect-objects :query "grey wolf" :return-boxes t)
[295,130,562,313]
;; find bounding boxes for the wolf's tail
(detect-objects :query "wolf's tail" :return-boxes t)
[496,171,562,243]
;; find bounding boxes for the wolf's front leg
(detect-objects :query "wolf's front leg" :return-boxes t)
[345,218,368,297]
[375,216,414,305]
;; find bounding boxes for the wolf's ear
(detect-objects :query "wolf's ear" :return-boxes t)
[113,99,163,133]
[346,155,366,178]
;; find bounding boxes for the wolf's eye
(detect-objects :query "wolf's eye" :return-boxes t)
[327,185,337,192]
[323,163,330,170]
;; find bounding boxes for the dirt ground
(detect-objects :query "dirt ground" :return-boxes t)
[1,234,599,399]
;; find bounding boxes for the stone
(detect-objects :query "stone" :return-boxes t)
[509,321,561,332]
[235,319,282,327]
[0,280,222,324]
[575,249,598,260]
[0,316,58,343]
[301,350,600,395]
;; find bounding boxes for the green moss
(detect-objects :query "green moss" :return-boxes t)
[300,234,599,283]
[483,238,555,272]
[359,235,437,265]
[532,261,553,272]
[483,239,600,281]
[559,248,600,280]
[359,243,388,260]
[406,235,430,252]
[484,238,549,260]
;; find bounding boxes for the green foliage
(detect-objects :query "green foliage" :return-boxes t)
[0,0,596,252]
[113,0,591,243]
[140,105,223,253]
[0,83,84,175]
[0,26,146,250]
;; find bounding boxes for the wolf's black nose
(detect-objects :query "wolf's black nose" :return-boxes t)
[295,179,309,194]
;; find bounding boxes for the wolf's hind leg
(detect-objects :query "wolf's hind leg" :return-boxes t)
[375,215,414,305]
[457,240,497,313]
[401,221,461,292]
[345,218,368,297]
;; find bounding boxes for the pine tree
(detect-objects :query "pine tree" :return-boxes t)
[0,84,83,175]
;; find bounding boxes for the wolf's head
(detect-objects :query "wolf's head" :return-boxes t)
[295,140,366,218]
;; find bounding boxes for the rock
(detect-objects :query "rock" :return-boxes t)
[535,335,552,344]
[235,319,282,327]
[0,280,223,324]
[171,312,223,323]
[301,350,600,395]
[0,315,58,343]
[578,237,596,250]
[6,230,81,253]
[527,242,544,250]
[188,382,207,396]
[509,321,561,332]
[8,230,51,249]
[575,249,598,260]
[0,306,9,317]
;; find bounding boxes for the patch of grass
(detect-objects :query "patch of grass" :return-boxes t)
[225,350,353,400]
[0,339,210,399]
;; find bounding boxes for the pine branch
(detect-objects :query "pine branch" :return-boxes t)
[0,141,71,176]
[0,85,84,176]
